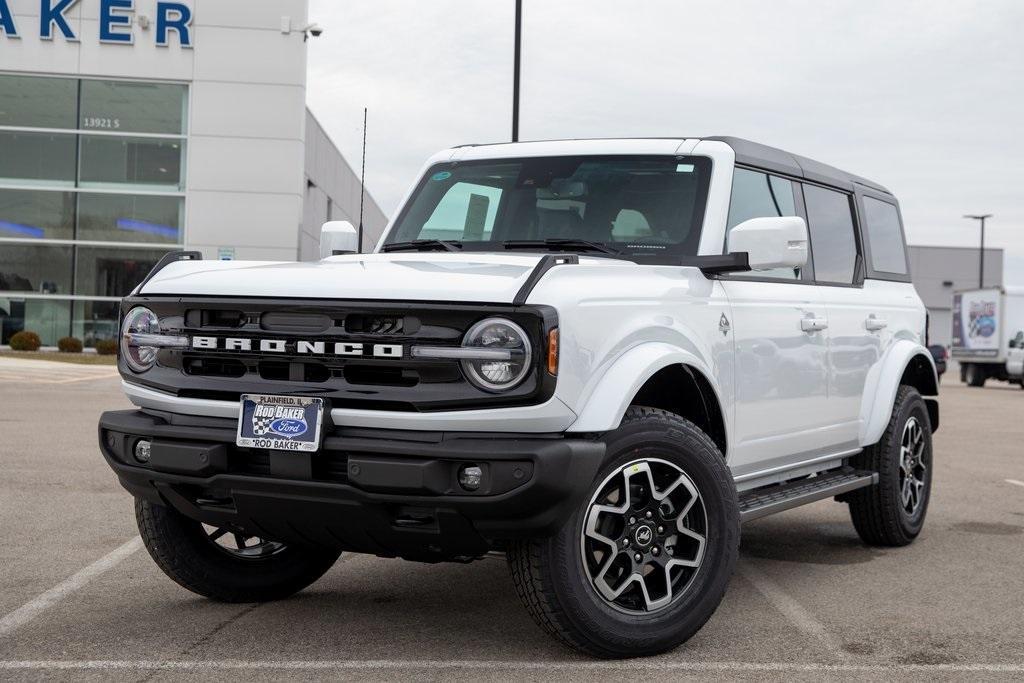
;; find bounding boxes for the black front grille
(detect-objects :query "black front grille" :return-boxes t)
[184,356,246,378]
[253,359,332,383]
[260,311,333,333]
[344,364,418,387]
[345,314,417,335]
[185,309,247,328]
[127,296,558,412]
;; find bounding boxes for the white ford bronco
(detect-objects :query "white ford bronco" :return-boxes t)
[99,137,939,658]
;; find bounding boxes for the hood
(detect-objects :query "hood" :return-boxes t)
[138,252,621,304]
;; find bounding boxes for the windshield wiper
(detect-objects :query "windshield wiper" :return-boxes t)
[382,239,462,253]
[502,239,619,255]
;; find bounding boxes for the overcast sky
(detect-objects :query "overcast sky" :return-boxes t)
[306,0,1024,281]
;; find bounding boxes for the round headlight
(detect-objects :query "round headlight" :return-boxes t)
[461,317,532,392]
[121,306,160,373]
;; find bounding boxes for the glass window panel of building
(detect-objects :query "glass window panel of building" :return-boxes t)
[0,189,75,240]
[0,298,71,346]
[72,299,121,346]
[80,80,187,134]
[79,136,184,190]
[77,193,182,244]
[0,243,74,293]
[0,74,78,129]
[0,131,77,186]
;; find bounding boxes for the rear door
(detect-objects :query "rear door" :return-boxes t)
[800,183,878,449]
[810,186,921,449]
[719,168,831,478]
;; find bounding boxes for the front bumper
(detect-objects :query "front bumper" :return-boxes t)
[121,380,580,432]
[99,410,605,562]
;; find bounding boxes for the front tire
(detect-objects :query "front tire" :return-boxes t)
[136,499,340,602]
[847,386,933,546]
[508,407,739,658]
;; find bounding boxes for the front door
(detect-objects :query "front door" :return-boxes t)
[721,279,831,478]
[720,168,832,478]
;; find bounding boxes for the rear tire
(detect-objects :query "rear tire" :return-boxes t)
[508,407,738,658]
[847,386,933,547]
[965,363,986,387]
[136,499,340,602]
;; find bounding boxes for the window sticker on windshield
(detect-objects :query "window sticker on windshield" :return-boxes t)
[431,171,452,181]
[676,164,695,173]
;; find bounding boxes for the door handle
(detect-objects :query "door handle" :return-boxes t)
[801,316,828,332]
[865,316,888,332]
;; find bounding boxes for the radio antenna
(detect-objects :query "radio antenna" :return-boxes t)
[512,0,522,141]
[357,107,367,253]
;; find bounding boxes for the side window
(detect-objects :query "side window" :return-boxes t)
[420,182,501,241]
[726,168,801,280]
[862,196,908,275]
[802,184,858,284]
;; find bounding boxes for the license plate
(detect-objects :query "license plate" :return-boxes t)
[236,394,324,452]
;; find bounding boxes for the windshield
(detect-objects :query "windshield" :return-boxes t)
[384,155,711,259]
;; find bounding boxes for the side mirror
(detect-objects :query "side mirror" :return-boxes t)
[320,221,358,259]
[728,216,808,271]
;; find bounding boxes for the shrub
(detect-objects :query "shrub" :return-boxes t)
[58,336,84,353]
[9,330,42,351]
[94,338,118,355]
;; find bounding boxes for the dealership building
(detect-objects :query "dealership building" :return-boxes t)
[0,0,386,346]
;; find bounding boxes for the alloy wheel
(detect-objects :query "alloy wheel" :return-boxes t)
[580,458,707,614]
[899,416,927,515]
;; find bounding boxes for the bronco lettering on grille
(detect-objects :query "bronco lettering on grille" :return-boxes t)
[190,336,403,358]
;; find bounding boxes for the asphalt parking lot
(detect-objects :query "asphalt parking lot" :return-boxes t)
[1,361,1023,681]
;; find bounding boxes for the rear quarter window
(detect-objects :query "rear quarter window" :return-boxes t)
[862,196,908,275]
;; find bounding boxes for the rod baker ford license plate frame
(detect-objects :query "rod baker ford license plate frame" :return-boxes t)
[236,394,324,452]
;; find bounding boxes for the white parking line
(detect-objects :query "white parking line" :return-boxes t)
[48,372,121,384]
[737,562,847,661]
[0,660,1022,673]
[0,537,143,638]
[0,369,119,385]
[0,357,119,384]
[1007,479,1024,488]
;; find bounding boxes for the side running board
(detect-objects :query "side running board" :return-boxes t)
[738,468,877,523]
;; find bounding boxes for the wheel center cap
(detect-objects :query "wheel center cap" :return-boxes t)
[633,525,654,547]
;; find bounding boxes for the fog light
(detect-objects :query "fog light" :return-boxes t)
[134,439,152,463]
[458,464,483,491]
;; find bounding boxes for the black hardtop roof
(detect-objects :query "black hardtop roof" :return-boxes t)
[707,136,891,195]
[452,136,892,195]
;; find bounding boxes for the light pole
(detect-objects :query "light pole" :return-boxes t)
[512,0,522,142]
[963,214,993,288]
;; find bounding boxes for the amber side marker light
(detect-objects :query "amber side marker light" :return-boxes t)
[547,328,559,375]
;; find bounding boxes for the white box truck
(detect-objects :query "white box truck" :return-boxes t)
[952,287,1024,387]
